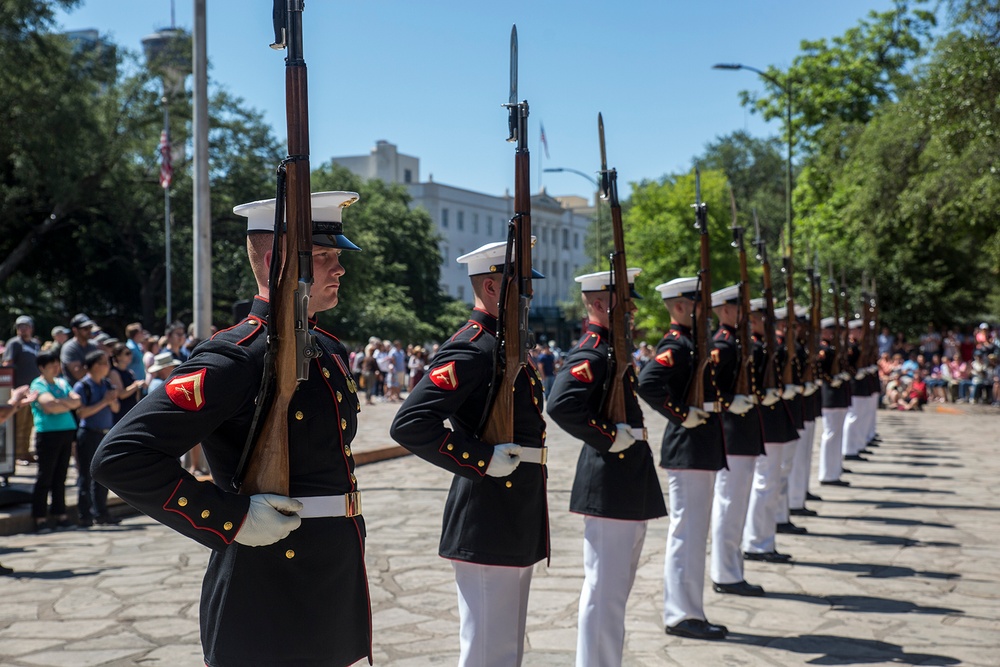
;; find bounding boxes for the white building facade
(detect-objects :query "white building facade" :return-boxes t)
[331,141,595,343]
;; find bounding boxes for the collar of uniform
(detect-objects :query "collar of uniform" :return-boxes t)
[718,323,736,334]
[249,296,318,327]
[669,323,691,337]
[469,308,498,335]
[585,321,609,337]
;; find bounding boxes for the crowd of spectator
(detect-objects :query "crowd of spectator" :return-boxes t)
[876,323,1000,411]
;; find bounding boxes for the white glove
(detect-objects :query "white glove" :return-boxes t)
[747,392,759,405]
[838,372,852,382]
[609,424,636,453]
[782,384,798,400]
[728,394,754,416]
[486,443,522,477]
[803,381,818,396]
[830,377,843,388]
[855,370,866,380]
[761,388,782,406]
[681,407,710,429]
[235,494,304,547]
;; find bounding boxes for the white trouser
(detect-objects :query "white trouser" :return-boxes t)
[865,394,879,442]
[819,408,847,482]
[453,560,533,667]
[710,455,757,585]
[775,433,800,524]
[788,420,817,510]
[743,442,790,554]
[663,469,716,627]
[576,516,647,667]
[842,396,865,456]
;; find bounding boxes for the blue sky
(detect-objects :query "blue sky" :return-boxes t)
[54,1,899,201]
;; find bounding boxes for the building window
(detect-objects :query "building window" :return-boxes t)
[457,285,465,301]
[473,213,479,234]
[441,245,449,261]
[574,232,579,249]
[564,262,569,280]
[442,209,449,228]
[542,228,548,243]
[487,216,493,236]
[542,259,548,277]
[562,229,569,250]
[457,210,464,231]
[404,169,412,183]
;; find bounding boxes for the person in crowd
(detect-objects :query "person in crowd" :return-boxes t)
[407,345,426,391]
[899,369,929,410]
[536,342,556,396]
[925,354,948,403]
[3,314,41,463]
[108,343,146,423]
[361,343,378,406]
[877,326,893,356]
[94,190,373,667]
[49,326,71,357]
[145,351,181,394]
[391,240,548,665]
[73,350,120,527]
[920,324,942,358]
[124,323,148,386]
[28,351,76,532]
[0,384,38,575]
[60,314,98,383]
[164,322,189,362]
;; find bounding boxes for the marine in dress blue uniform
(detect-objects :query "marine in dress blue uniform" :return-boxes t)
[818,317,852,485]
[546,269,666,665]
[789,308,821,517]
[773,310,808,534]
[637,277,728,641]
[93,192,372,667]
[843,320,878,460]
[743,301,799,563]
[390,241,548,667]
[706,286,766,597]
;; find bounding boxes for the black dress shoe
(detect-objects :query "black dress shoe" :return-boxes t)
[744,550,792,563]
[790,507,818,517]
[844,454,868,462]
[806,491,822,501]
[713,580,765,596]
[866,441,880,447]
[0,563,13,576]
[841,467,854,474]
[666,618,727,640]
[820,479,850,487]
[96,514,122,526]
[858,448,873,454]
[777,521,808,534]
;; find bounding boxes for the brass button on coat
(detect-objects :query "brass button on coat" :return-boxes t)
[337,391,343,402]
[505,481,512,488]
[285,550,295,559]
[223,521,233,531]
[345,446,352,457]
[201,510,210,519]
[295,411,304,420]
[462,452,470,460]
[322,368,331,378]
[340,418,347,430]
[177,497,188,507]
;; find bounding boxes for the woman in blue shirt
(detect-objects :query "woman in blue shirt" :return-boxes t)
[72,350,119,527]
[29,350,81,532]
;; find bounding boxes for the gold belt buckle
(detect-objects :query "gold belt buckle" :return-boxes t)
[539,447,548,466]
[344,491,362,518]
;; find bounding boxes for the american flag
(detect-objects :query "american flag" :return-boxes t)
[159,130,172,189]
[539,122,550,159]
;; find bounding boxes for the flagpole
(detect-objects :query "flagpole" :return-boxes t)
[162,101,172,325]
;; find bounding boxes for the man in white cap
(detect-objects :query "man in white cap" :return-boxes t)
[789,306,821,519]
[707,285,765,597]
[391,240,548,666]
[637,277,728,640]
[3,314,40,462]
[743,300,800,563]
[770,307,808,535]
[817,317,851,487]
[842,319,873,462]
[94,191,373,667]
[546,268,666,665]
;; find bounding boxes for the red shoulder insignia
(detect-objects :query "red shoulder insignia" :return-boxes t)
[711,348,721,364]
[429,361,459,390]
[570,360,594,383]
[165,369,206,411]
[655,350,675,367]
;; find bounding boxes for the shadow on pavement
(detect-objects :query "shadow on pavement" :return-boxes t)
[815,515,954,529]
[725,632,961,665]
[848,471,953,480]
[791,560,961,580]
[846,486,956,495]
[5,567,108,580]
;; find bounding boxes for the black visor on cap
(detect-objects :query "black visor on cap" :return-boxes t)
[311,221,362,251]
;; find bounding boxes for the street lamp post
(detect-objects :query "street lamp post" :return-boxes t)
[712,63,793,250]
[542,167,603,266]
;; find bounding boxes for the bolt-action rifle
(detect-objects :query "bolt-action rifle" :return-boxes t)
[597,113,633,423]
[729,191,755,397]
[686,170,715,412]
[828,262,844,378]
[754,210,781,398]
[479,25,533,445]
[234,0,320,495]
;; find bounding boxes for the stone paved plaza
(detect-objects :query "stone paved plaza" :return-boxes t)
[1,402,999,666]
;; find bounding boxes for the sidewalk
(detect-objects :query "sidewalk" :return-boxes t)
[1,402,999,665]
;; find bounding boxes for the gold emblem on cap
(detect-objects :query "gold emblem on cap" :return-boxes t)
[339,196,359,208]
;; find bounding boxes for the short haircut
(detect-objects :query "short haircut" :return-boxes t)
[112,342,130,358]
[83,350,107,369]
[36,350,60,369]
[125,322,143,338]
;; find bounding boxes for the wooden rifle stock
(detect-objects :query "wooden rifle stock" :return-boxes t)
[828,265,843,377]
[242,0,313,496]
[481,26,531,446]
[686,170,712,410]
[730,192,753,397]
[781,239,796,388]
[598,113,632,424]
[803,262,819,383]
[754,212,779,391]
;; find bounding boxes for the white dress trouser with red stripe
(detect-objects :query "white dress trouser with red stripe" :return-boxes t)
[576,516,647,667]
[842,396,866,456]
[819,407,847,482]
[865,394,879,442]
[743,442,791,554]
[453,560,533,667]
[663,469,716,627]
[710,455,757,585]
[788,420,817,510]
[775,433,800,524]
